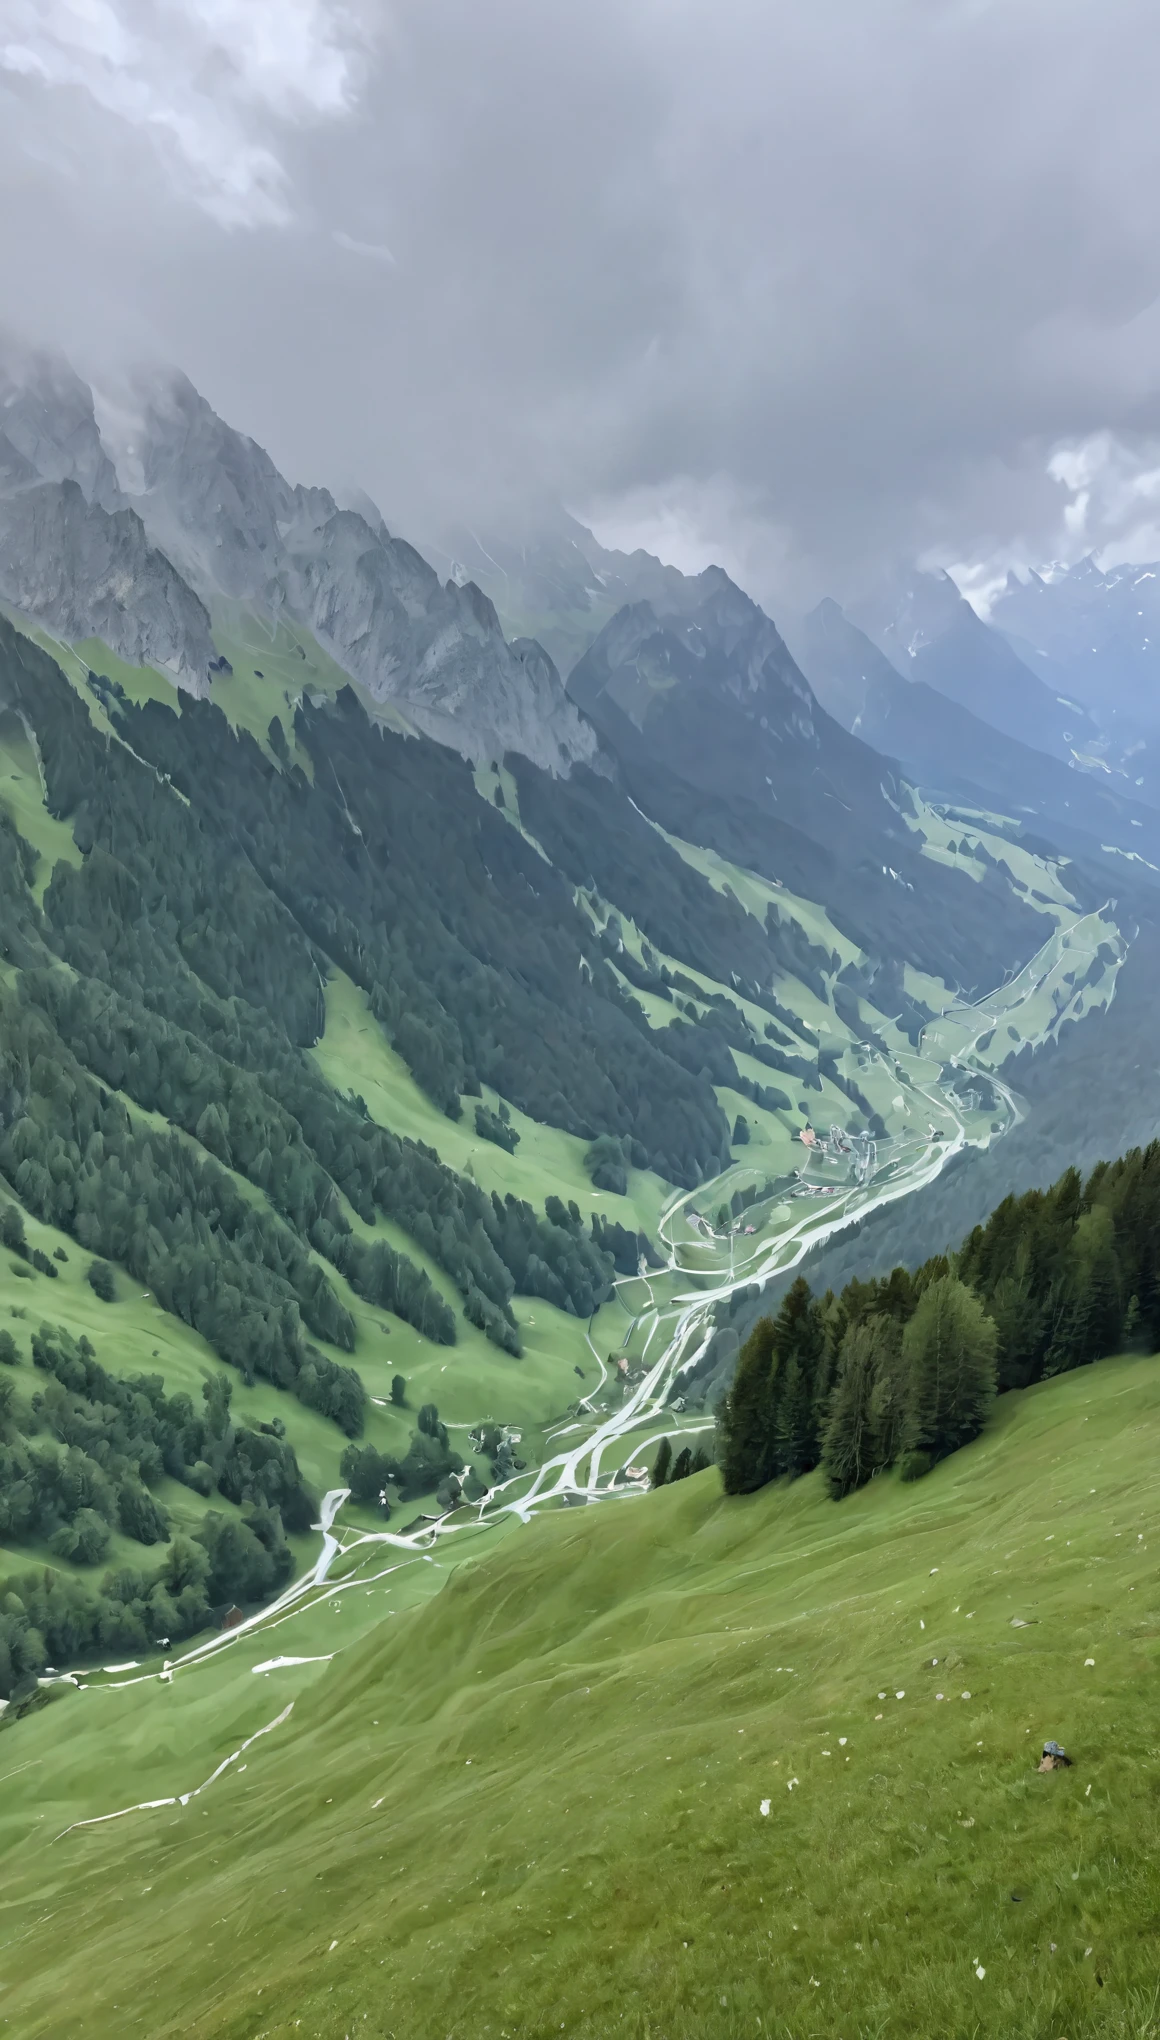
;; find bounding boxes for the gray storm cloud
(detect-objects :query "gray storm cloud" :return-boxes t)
[2,0,1160,608]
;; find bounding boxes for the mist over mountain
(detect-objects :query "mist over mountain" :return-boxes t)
[3,336,1160,2040]
[791,597,1160,870]
[0,348,597,773]
[991,558,1160,731]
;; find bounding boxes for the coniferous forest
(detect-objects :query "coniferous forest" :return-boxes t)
[709,1145,1160,1502]
[0,1318,309,1692]
[0,604,1155,1695]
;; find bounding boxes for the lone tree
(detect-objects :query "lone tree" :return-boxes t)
[0,1205,27,1255]
[390,1374,407,1407]
[650,1436,673,1489]
[901,1275,997,1473]
[87,1259,116,1303]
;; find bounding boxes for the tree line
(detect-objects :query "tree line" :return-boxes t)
[714,1143,1160,1502]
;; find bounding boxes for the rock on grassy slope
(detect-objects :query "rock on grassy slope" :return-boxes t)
[4,1349,1160,2037]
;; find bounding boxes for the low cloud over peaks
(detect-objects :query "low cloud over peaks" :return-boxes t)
[3,0,1160,604]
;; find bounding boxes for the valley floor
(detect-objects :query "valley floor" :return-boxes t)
[3,1350,1160,2037]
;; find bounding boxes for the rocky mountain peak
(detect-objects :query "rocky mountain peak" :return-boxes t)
[0,350,598,772]
[0,339,123,512]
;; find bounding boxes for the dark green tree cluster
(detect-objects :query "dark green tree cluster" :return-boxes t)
[0,1323,315,1561]
[719,1144,1160,1505]
[821,1276,996,1494]
[338,1441,393,1512]
[341,1402,464,1504]
[589,1211,661,1278]
[0,988,365,1434]
[717,1278,836,1492]
[0,1328,315,1695]
[649,1435,712,1487]
[0,1202,58,1280]
[0,1511,292,1698]
[955,1153,1155,1385]
[102,668,733,1185]
[585,1134,635,1195]
[25,924,512,1348]
[28,827,614,1350]
[86,1259,115,1302]
[718,1264,998,1501]
[474,1102,518,1153]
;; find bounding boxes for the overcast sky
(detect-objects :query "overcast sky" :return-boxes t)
[3,0,1160,609]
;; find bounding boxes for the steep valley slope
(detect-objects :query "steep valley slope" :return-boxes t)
[2,1350,1159,2038]
[0,347,1159,2037]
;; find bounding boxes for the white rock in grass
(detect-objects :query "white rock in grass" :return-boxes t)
[759,1799,770,1816]
[975,1965,985,1981]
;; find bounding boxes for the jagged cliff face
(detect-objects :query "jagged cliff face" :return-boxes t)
[0,482,215,688]
[0,345,123,512]
[128,374,598,772]
[0,349,597,771]
[0,347,214,693]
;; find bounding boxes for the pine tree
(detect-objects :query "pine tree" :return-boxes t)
[1075,1206,1123,1360]
[1042,1208,1121,1377]
[811,1291,843,1430]
[821,1321,882,1497]
[194,1102,232,1165]
[87,1259,116,1302]
[770,1277,827,1473]
[717,1316,778,1494]
[650,1436,673,1488]
[774,1354,815,1476]
[987,1273,1045,1391]
[901,1276,997,1471]
[865,1317,908,1469]
[773,1277,826,1373]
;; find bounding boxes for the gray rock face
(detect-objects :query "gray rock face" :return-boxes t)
[0,481,214,693]
[0,342,123,511]
[130,373,597,772]
[0,349,597,767]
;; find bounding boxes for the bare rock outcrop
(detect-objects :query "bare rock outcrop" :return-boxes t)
[0,481,214,694]
[130,372,597,771]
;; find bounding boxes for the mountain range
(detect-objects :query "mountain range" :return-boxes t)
[3,341,1160,2035]
[0,340,1158,1567]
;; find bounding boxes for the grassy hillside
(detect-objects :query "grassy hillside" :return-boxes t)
[2,1349,1159,2037]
